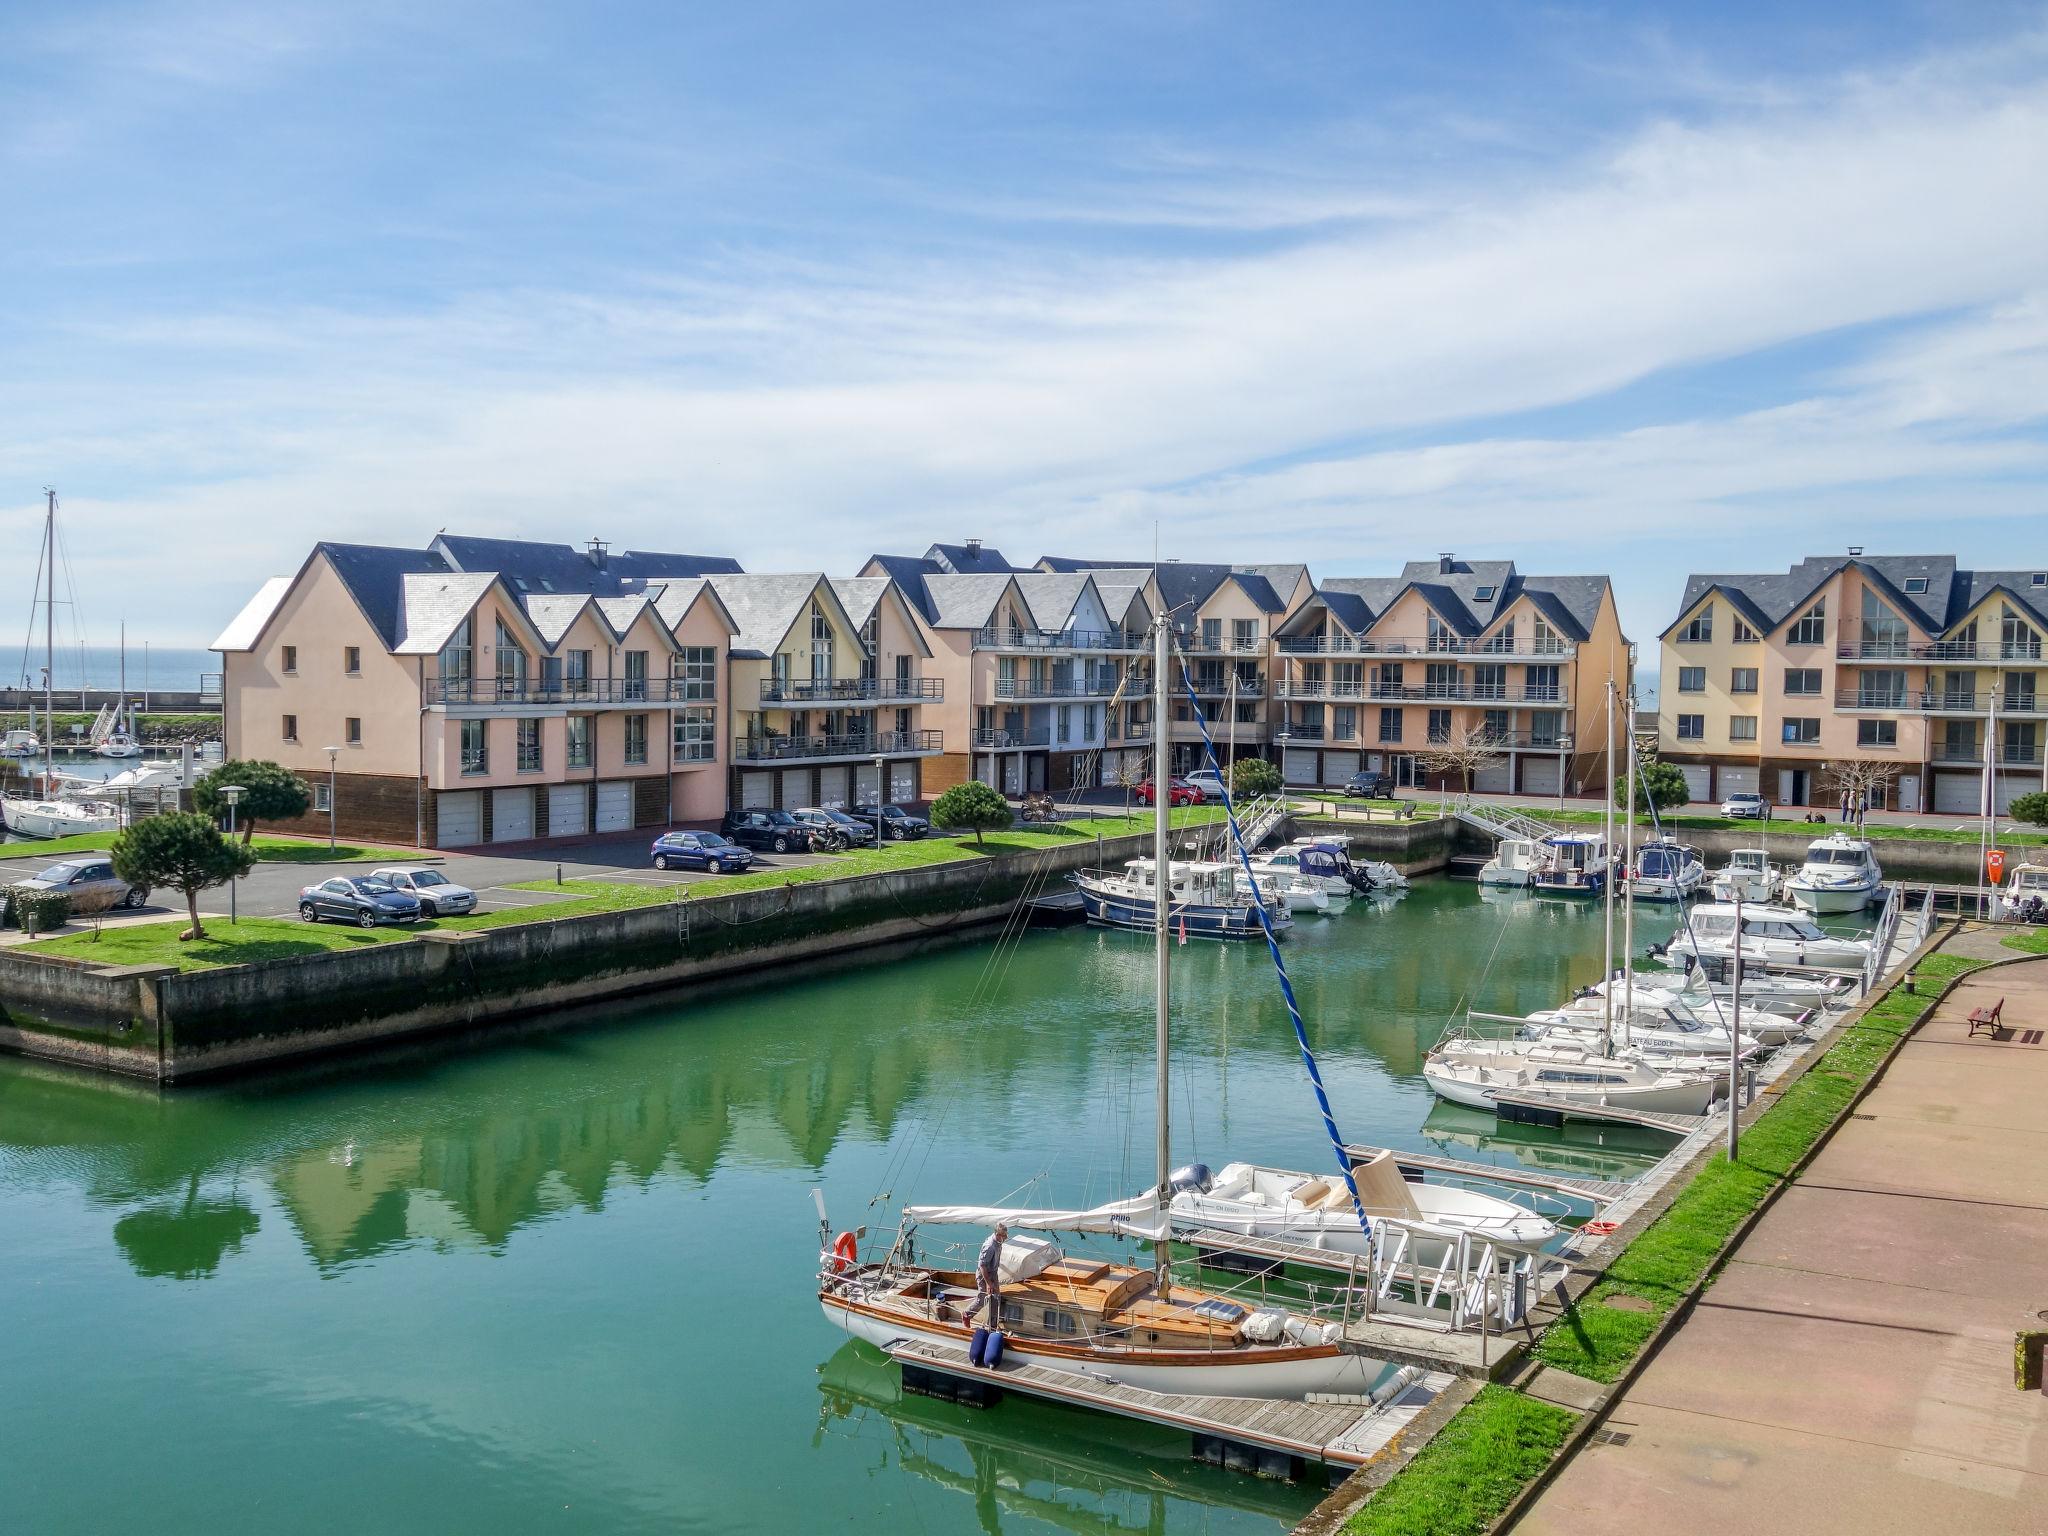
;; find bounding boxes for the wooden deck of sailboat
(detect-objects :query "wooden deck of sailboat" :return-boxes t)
[883,1337,1454,1470]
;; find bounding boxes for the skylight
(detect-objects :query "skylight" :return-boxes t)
[1474,585,1496,601]
[1904,577,1928,594]
[2034,574,2046,587]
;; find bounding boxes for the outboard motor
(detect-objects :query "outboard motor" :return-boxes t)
[1168,1162,1213,1195]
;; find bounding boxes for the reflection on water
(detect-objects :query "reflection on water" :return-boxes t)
[1,878,1692,1534]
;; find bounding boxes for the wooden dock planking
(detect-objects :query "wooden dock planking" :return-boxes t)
[1485,1089,1717,1138]
[883,1338,1452,1468]
[1341,1140,1634,1205]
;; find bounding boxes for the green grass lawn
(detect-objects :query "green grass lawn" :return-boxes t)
[1347,1386,1575,1536]
[3,831,418,864]
[1505,805,2048,845]
[2002,925,2048,954]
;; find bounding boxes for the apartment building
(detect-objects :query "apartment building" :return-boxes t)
[212,535,741,846]
[712,572,942,811]
[1269,557,1630,795]
[1659,554,2048,813]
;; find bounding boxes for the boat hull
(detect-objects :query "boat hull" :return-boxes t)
[1783,880,1878,914]
[1074,883,1285,939]
[1423,1060,1716,1116]
[0,799,122,839]
[1477,866,1531,888]
[821,1293,1389,1398]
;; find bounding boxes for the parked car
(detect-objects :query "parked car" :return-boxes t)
[648,830,755,872]
[793,807,880,848]
[370,866,477,917]
[1721,791,1767,820]
[852,803,930,840]
[1184,769,1228,801]
[298,875,423,927]
[11,858,148,913]
[1344,771,1396,799]
[1132,778,1199,807]
[721,808,818,853]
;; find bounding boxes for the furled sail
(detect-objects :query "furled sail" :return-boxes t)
[902,1193,1170,1241]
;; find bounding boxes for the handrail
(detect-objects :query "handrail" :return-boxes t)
[733,729,942,762]
[758,677,943,702]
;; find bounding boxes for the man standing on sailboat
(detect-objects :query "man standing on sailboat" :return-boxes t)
[964,1220,1009,1326]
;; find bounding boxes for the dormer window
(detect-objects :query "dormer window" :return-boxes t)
[2034,574,2046,588]
[1904,577,1928,595]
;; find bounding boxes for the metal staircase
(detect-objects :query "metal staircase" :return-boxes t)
[1440,794,1557,844]
[1235,792,1290,849]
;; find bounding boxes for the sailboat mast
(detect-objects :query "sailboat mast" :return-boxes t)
[1153,606,1171,1203]
[1601,678,1615,1056]
[1621,689,1636,1027]
[43,489,56,790]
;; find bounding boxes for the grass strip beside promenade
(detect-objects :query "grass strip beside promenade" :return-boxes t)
[5,831,418,864]
[1494,805,2048,846]
[21,807,1227,970]
[1344,1387,1575,1536]
[1349,944,1982,1533]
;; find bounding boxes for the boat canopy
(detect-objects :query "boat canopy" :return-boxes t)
[903,1192,1171,1241]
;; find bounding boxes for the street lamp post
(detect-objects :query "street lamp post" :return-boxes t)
[324,746,340,850]
[220,784,245,925]
[873,755,886,847]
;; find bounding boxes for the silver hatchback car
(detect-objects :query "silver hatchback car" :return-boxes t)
[369,866,478,917]
[11,857,149,914]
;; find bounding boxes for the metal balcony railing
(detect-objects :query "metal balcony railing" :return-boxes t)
[732,729,942,764]
[1363,683,1565,704]
[199,672,224,703]
[428,677,690,706]
[1275,634,1570,657]
[972,727,1053,748]
[1834,688,2045,715]
[1176,634,1266,655]
[757,677,943,703]
[973,627,1145,651]
[1836,640,2045,661]
[992,677,1123,699]
[1186,677,1265,697]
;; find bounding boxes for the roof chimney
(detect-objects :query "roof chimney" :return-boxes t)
[586,537,610,571]
[1847,546,1864,557]
[965,537,982,555]
[1438,552,1455,575]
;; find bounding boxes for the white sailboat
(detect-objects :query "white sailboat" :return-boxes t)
[818,608,1395,1399]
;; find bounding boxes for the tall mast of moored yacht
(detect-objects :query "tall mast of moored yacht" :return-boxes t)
[1152,603,1172,1287]
[1621,687,1637,1032]
[1601,677,1616,1057]
[43,489,56,791]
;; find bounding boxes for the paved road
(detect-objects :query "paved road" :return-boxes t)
[1517,949,2048,1536]
[0,829,841,924]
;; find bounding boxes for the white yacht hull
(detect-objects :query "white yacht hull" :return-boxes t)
[821,1296,1390,1399]
[1423,1058,1717,1116]
[1783,878,1879,914]
[1,798,121,839]
[1477,864,1531,888]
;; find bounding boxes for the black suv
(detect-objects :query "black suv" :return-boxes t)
[851,803,929,841]
[721,808,817,853]
[1343,771,1395,799]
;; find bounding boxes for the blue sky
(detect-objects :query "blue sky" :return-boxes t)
[3,2,2045,657]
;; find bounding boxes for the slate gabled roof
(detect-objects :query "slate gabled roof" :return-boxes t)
[318,542,454,648]
[1306,561,1608,643]
[393,572,504,654]
[925,542,1020,576]
[829,577,891,629]
[1664,556,1970,641]
[432,534,740,595]
[520,593,599,647]
[706,573,850,659]
[212,575,296,652]
[1010,573,1093,632]
[919,573,1022,630]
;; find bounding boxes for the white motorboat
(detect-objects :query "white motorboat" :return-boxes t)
[1659,902,1873,972]
[1164,1155,1557,1264]
[1628,836,1705,903]
[1526,982,1782,1053]
[0,728,41,759]
[1422,1038,1718,1116]
[1782,833,1883,913]
[1478,837,1543,888]
[1531,833,1610,897]
[0,797,122,839]
[94,759,186,793]
[1276,838,1397,894]
[1258,871,1331,915]
[1668,967,1843,1020]
[1074,857,1292,938]
[1709,848,1781,904]
[92,732,143,759]
[1998,863,2048,922]
[1247,844,1354,906]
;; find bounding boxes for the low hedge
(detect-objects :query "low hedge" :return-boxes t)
[1,887,71,934]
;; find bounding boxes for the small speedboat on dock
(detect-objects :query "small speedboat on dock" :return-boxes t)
[1782,833,1883,913]
[1073,858,1292,939]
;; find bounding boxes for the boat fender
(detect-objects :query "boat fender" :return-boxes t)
[831,1231,859,1273]
[1370,1364,1423,1405]
[968,1327,990,1366]
[1281,1315,1317,1346]
[982,1331,1004,1370]
[1242,1309,1288,1343]
[1319,1321,1345,1347]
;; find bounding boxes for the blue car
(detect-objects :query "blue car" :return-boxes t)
[650,830,756,873]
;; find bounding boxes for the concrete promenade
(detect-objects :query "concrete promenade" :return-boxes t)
[1519,944,2048,1536]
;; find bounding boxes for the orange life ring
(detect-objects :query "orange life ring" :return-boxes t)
[832,1231,860,1272]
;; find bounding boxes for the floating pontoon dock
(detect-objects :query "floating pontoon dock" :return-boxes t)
[884,1337,1454,1479]
[1340,1140,1635,1206]
[1485,1090,1717,1138]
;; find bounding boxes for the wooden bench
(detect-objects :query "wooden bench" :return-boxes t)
[1968,999,2006,1038]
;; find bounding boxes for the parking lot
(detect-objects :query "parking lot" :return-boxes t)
[0,828,845,931]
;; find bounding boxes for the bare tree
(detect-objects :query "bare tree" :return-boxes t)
[1416,722,1509,794]
[1822,759,1898,823]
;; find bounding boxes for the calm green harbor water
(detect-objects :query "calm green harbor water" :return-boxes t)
[2,880,1691,1535]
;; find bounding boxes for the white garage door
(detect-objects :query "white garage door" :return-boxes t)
[1472,757,1510,794]
[595,780,634,831]
[491,787,535,842]
[1678,764,1711,803]
[1717,766,1758,798]
[1283,749,1319,786]
[1324,751,1360,785]
[1933,772,1980,815]
[1521,758,1561,796]
[548,786,588,838]
[890,763,917,802]
[780,768,811,808]
[1996,775,2036,815]
[741,772,775,809]
[818,766,851,808]
[855,764,881,804]
[437,791,481,848]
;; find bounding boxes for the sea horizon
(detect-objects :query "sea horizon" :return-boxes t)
[3,644,217,695]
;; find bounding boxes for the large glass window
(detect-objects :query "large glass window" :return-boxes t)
[1781,717,1821,744]
[673,707,715,762]
[2003,604,2042,661]
[1529,710,1563,747]
[674,646,716,700]
[1857,719,1898,748]
[1730,667,1758,693]
[1677,667,1705,693]
[494,619,528,698]
[1426,708,1452,743]
[1729,716,1758,741]
[461,718,488,774]
[1789,601,1826,647]
[1860,589,1908,656]
[439,616,473,696]
[516,718,542,772]
[624,714,649,764]
[1784,668,1822,696]
[624,650,648,700]
[1378,707,1402,743]
[566,716,592,768]
[1680,608,1713,643]
[1676,714,1704,740]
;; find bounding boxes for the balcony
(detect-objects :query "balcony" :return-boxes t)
[1365,683,1565,704]
[199,672,224,703]
[993,676,1123,700]
[1177,633,1267,656]
[1834,688,2045,716]
[1276,634,1571,658]
[427,677,696,707]
[974,627,1144,652]
[1837,641,2045,662]
[732,729,943,765]
[1186,677,1265,697]
[758,677,943,703]
[972,727,1052,749]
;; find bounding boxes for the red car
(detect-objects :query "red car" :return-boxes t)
[1133,777,1200,806]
